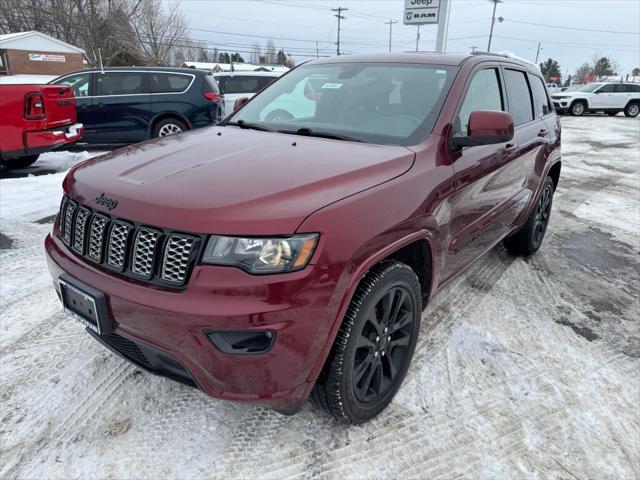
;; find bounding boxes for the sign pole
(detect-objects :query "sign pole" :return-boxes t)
[415,25,421,52]
[434,0,450,53]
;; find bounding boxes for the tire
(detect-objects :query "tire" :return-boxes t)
[265,110,293,122]
[570,101,586,116]
[503,176,555,256]
[310,261,422,424]
[1,154,40,169]
[624,102,639,118]
[153,118,187,138]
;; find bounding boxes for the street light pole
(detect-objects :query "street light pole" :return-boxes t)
[487,0,502,53]
[415,25,421,51]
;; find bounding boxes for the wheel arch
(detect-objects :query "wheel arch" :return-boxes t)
[625,98,640,109]
[548,161,562,190]
[571,97,589,109]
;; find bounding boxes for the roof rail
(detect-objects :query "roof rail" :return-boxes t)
[472,50,540,68]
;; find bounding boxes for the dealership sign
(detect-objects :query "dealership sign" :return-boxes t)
[28,53,66,63]
[404,0,440,25]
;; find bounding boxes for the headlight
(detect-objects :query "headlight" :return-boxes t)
[202,234,319,274]
[552,96,569,100]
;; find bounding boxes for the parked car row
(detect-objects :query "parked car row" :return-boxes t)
[550,82,640,117]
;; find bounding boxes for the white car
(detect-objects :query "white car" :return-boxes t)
[550,82,640,117]
[546,83,560,94]
[212,71,281,117]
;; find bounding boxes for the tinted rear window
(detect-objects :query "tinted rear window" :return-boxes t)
[150,73,192,93]
[504,69,534,126]
[96,72,146,96]
[218,75,276,94]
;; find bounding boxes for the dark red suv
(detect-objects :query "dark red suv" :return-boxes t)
[45,53,561,424]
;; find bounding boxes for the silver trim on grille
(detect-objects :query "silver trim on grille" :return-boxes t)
[62,200,77,246]
[88,214,109,262]
[161,235,196,284]
[106,220,132,271]
[72,207,91,254]
[131,228,160,279]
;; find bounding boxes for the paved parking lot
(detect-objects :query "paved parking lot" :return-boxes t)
[1,116,639,479]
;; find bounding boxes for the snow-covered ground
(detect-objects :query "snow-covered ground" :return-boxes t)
[1,117,639,479]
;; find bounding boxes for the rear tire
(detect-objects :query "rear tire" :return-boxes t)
[153,118,187,138]
[503,176,555,256]
[310,261,421,424]
[1,154,40,169]
[624,102,639,118]
[570,101,586,116]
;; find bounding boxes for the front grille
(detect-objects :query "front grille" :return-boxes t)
[57,195,200,287]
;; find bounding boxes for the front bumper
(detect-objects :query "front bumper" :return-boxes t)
[551,98,570,112]
[45,233,350,410]
[25,122,83,155]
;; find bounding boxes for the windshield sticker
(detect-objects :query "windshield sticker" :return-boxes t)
[321,83,343,89]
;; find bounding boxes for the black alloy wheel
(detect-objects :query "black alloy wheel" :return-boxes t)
[310,261,422,424]
[353,286,414,403]
[532,181,553,250]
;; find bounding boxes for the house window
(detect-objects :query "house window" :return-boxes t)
[0,52,9,74]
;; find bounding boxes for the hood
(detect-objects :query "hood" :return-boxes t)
[66,126,415,235]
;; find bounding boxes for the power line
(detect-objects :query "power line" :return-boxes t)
[504,18,640,35]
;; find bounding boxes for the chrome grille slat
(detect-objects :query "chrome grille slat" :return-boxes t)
[131,228,160,279]
[106,221,132,271]
[62,200,77,246]
[72,207,91,254]
[88,214,109,262]
[161,235,196,284]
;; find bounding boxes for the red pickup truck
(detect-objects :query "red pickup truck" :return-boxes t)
[0,84,83,169]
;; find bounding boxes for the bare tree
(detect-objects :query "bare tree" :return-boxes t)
[264,39,276,64]
[131,0,188,66]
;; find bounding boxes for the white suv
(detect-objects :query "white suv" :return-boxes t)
[550,82,640,117]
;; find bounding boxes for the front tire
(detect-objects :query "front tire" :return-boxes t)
[570,101,586,116]
[310,261,421,424]
[1,154,40,169]
[625,102,639,118]
[503,176,555,255]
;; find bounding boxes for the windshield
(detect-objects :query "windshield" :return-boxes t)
[579,83,603,92]
[226,62,458,146]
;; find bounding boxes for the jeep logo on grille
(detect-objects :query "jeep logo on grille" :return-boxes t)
[95,193,118,210]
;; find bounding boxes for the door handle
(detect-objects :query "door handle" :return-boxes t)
[537,129,549,137]
[503,143,517,152]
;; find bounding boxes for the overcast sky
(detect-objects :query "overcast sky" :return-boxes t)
[174,0,640,78]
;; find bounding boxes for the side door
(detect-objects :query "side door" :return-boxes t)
[51,72,96,142]
[443,65,517,280]
[589,83,616,109]
[94,71,151,143]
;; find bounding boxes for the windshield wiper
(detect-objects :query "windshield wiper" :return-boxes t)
[283,127,363,143]
[225,120,278,132]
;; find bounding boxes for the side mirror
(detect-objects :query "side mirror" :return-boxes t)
[452,110,514,149]
[234,97,250,111]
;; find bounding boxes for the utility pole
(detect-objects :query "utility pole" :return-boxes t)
[535,42,542,63]
[331,7,348,56]
[487,0,502,53]
[316,41,319,58]
[415,25,421,52]
[470,45,478,53]
[385,19,398,53]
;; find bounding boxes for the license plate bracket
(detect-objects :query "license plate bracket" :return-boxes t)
[59,274,112,335]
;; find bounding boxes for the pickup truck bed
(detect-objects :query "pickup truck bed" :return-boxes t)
[0,84,83,169]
